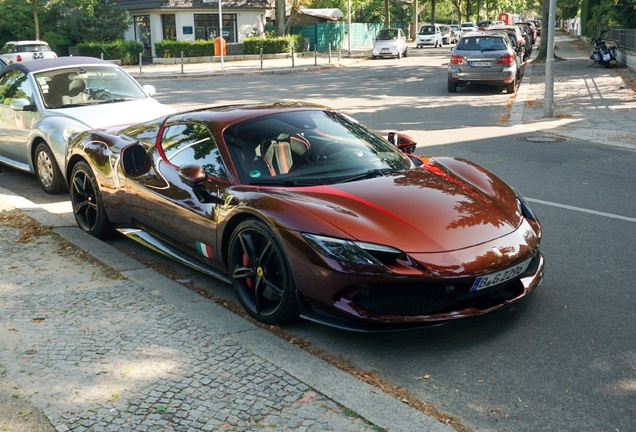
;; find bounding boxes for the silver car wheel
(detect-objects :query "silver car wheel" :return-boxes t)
[36,148,54,188]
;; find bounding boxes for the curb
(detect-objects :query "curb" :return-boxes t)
[0,186,454,432]
[125,57,370,80]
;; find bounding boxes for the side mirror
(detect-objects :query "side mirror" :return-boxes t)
[179,164,207,186]
[142,84,156,96]
[10,98,36,112]
[387,132,417,153]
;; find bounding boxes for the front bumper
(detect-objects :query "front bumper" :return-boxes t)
[372,46,399,57]
[284,218,543,330]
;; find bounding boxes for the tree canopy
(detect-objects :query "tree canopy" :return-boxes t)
[0,0,129,48]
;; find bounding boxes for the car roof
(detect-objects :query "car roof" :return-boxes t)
[3,40,50,46]
[0,56,116,74]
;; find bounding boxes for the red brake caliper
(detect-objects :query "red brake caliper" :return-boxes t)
[242,252,254,290]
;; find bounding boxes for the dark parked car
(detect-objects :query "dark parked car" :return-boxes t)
[448,33,518,93]
[66,103,544,331]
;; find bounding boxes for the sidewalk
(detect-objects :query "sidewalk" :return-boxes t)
[510,32,636,149]
[0,190,454,431]
[121,50,371,79]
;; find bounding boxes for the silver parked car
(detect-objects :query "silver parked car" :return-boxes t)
[447,32,518,94]
[0,57,175,194]
[372,28,408,59]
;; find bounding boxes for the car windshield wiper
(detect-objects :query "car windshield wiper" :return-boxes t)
[480,48,499,52]
[51,103,92,108]
[249,178,326,186]
[337,168,404,184]
[98,98,135,104]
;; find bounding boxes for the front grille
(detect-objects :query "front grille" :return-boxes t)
[352,284,467,315]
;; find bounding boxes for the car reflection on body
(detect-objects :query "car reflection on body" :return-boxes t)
[0,56,175,194]
[66,102,544,331]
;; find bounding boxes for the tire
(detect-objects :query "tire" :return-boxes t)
[404,46,408,57]
[34,142,67,194]
[228,219,299,325]
[69,161,114,239]
[372,55,377,59]
[447,80,457,93]
[506,79,516,94]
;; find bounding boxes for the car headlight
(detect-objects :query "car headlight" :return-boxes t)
[302,233,402,266]
[62,125,88,142]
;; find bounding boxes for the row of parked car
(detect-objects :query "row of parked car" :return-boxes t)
[448,21,539,93]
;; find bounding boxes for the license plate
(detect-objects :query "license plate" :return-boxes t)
[470,258,532,292]
[382,48,390,51]
[470,61,492,67]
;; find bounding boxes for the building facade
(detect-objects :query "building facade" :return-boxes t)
[115,0,272,57]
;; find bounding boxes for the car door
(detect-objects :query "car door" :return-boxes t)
[125,119,233,266]
[0,69,40,170]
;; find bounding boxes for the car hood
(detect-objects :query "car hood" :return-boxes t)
[49,98,175,129]
[275,162,523,253]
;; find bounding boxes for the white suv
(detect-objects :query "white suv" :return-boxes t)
[0,41,57,64]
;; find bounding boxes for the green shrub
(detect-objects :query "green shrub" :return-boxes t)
[77,40,143,65]
[242,34,305,55]
[154,39,216,58]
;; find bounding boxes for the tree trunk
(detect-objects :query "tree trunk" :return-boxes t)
[33,0,40,40]
[384,0,390,28]
[533,0,551,62]
[431,0,436,25]
[276,0,286,36]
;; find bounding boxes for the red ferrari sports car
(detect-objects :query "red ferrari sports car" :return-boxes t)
[66,102,543,331]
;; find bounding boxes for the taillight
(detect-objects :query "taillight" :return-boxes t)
[497,55,515,65]
[16,54,22,62]
[450,55,465,65]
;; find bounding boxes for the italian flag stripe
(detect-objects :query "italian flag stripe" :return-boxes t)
[196,241,213,260]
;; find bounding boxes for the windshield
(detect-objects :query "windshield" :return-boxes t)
[377,29,399,40]
[35,65,148,109]
[223,110,413,185]
[461,23,475,28]
[419,26,436,35]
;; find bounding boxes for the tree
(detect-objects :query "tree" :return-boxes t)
[0,0,36,44]
[44,0,130,43]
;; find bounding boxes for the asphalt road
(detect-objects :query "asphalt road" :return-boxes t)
[1,47,635,431]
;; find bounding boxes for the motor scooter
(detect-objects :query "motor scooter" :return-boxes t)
[589,29,618,68]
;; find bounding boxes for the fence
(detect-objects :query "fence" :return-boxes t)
[268,22,408,52]
[605,28,636,50]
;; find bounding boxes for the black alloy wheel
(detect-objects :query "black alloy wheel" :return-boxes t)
[69,161,114,239]
[35,142,67,194]
[229,219,299,325]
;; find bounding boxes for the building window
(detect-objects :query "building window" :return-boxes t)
[134,15,152,57]
[194,14,237,42]
[162,14,176,41]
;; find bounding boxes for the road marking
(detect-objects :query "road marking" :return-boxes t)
[526,198,636,223]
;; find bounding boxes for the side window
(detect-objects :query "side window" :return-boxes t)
[0,70,34,106]
[161,123,229,181]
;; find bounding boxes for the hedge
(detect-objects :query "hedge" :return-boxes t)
[77,40,143,65]
[242,34,305,55]
[154,39,217,58]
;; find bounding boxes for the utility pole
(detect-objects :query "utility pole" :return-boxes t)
[543,0,556,116]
